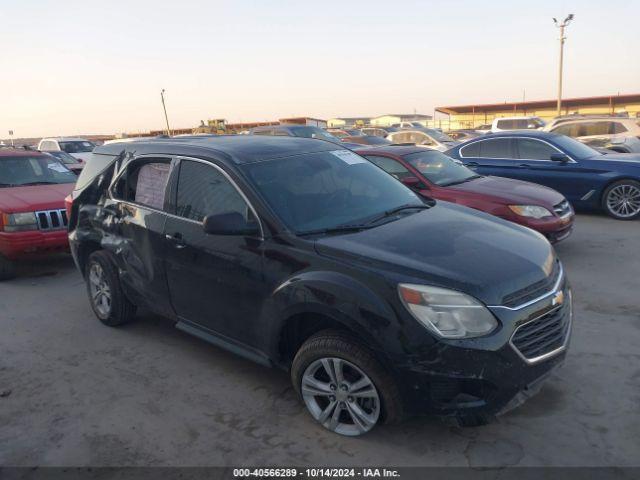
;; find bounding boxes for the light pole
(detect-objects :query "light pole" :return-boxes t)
[160,89,171,136]
[553,14,574,117]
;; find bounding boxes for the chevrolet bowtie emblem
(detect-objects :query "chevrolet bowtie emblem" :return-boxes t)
[552,290,565,306]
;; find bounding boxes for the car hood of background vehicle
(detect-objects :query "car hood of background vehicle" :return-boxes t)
[588,152,640,164]
[315,202,554,306]
[447,175,565,208]
[0,183,74,213]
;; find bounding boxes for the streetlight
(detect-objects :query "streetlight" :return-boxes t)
[553,14,574,116]
[160,89,171,136]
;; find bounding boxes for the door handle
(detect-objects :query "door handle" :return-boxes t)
[165,233,187,249]
[465,161,479,168]
[518,164,529,168]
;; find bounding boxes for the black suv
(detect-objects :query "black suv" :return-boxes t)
[68,136,572,436]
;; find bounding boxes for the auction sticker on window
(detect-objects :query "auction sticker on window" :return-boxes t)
[331,150,367,165]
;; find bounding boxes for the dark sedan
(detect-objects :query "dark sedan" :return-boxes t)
[446,131,640,220]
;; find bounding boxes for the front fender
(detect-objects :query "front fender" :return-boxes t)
[265,270,399,359]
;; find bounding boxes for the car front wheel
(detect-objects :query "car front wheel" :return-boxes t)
[602,180,640,220]
[0,254,16,281]
[291,330,402,436]
[85,251,136,326]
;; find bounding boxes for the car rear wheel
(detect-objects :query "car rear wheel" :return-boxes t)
[0,254,16,281]
[291,330,402,436]
[602,180,640,220]
[85,251,136,326]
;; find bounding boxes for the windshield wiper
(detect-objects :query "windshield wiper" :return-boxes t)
[441,175,482,187]
[363,203,431,226]
[296,223,374,237]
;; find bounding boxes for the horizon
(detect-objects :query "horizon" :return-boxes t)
[1,0,639,139]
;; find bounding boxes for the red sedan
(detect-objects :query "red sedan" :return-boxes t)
[0,149,76,279]
[357,145,574,243]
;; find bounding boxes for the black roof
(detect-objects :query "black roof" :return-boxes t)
[94,135,343,165]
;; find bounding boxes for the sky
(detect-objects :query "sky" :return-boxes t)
[1,0,639,138]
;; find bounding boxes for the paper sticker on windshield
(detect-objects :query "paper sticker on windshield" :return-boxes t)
[331,150,367,165]
[48,162,69,173]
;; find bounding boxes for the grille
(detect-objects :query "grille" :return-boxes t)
[35,209,68,230]
[511,301,571,363]
[502,261,561,308]
[554,200,572,217]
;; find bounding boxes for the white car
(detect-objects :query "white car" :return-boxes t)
[386,129,460,152]
[545,117,640,154]
[37,137,96,162]
[490,116,545,133]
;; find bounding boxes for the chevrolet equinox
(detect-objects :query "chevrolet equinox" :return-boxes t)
[68,136,572,436]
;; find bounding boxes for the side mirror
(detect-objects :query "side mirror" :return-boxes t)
[401,176,424,189]
[550,153,570,163]
[203,212,259,236]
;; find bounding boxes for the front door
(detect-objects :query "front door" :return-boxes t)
[163,158,265,347]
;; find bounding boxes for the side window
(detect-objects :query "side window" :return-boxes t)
[460,141,481,157]
[477,138,512,158]
[496,120,514,130]
[252,129,272,136]
[365,155,412,180]
[516,139,559,160]
[581,122,611,136]
[273,129,290,136]
[612,122,628,134]
[112,159,171,209]
[175,160,254,224]
[552,124,577,137]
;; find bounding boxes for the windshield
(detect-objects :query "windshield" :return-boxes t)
[242,150,422,234]
[552,135,601,159]
[59,141,95,153]
[404,151,478,186]
[289,127,340,143]
[345,129,364,136]
[47,151,79,165]
[0,155,77,187]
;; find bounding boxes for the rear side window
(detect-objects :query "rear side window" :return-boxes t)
[175,160,252,223]
[464,138,512,158]
[580,122,616,136]
[496,120,515,130]
[75,153,118,190]
[112,159,171,209]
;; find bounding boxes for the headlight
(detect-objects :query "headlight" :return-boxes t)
[2,212,38,232]
[508,205,553,219]
[398,284,498,339]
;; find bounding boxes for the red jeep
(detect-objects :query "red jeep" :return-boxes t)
[0,149,76,279]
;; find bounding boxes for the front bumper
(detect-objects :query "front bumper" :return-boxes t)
[393,279,572,419]
[505,213,575,244]
[0,229,69,260]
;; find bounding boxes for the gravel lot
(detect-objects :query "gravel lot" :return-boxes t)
[0,213,638,467]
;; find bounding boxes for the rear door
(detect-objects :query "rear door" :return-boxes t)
[107,155,174,317]
[163,157,266,348]
[459,137,523,179]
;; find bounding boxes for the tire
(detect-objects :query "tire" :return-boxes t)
[602,179,640,220]
[85,250,136,326]
[0,254,16,281]
[291,330,402,436]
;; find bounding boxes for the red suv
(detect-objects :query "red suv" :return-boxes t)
[0,149,76,279]
[357,145,574,243]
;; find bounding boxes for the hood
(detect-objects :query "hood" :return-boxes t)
[447,176,565,208]
[587,152,640,164]
[0,183,74,213]
[315,202,555,306]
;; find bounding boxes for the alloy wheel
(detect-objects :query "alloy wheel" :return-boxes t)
[301,357,381,436]
[88,263,112,317]
[606,184,640,218]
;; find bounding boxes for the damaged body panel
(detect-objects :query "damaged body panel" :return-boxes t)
[68,136,572,433]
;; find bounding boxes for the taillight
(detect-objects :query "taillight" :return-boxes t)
[65,194,73,220]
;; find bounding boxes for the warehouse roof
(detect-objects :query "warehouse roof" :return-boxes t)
[436,93,640,115]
